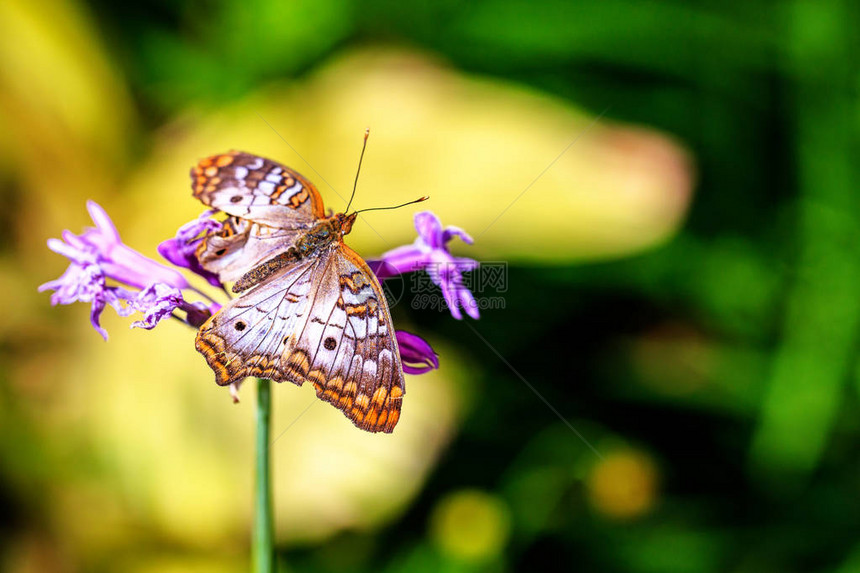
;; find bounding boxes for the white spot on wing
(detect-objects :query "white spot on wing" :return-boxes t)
[275,181,303,205]
[362,360,377,380]
[348,314,368,339]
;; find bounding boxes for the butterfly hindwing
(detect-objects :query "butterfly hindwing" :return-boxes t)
[196,216,303,283]
[195,257,318,384]
[191,151,325,226]
[292,245,404,433]
[195,243,404,433]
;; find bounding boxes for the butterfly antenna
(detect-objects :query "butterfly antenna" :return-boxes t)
[353,196,429,215]
[345,128,370,214]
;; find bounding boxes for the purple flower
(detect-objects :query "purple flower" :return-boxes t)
[129,284,184,329]
[366,259,399,281]
[76,201,190,290]
[129,283,212,330]
[396,331,439,374]
[373,211,480,320]
[39,201,200,339]
[158,211,223,288]
[38,245,135,340]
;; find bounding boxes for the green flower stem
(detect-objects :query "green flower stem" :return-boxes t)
[254,378,274,573]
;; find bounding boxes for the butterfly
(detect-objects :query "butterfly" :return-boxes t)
[190,151,405,433]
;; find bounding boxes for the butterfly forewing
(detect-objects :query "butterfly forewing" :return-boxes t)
[192,151,325,226]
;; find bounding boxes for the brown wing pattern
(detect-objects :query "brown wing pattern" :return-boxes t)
[195,257,319,384]
[288,244,405,433]
[194,243,405,433]
[191,151,325,226]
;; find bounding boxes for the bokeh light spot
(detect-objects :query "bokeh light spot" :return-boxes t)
[430,489,511,562]
[587,449,659,520]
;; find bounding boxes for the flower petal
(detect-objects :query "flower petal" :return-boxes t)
[130,283,184,330]
[183,300,214,328]
[414,211,443,249]
[457,283,480,320]
[403,363,435,375]
[158,212,224,287]
[59,231,89,253]
[47,237,88,262]
[104,246,190,290]
[89,297,109,341]
[439,279,463,320]
[453,256,480,273]
[396,330,439,374]
[374,245,428,277]
[366,259,400,281]
[442,225,474,245]
[86,200,121,245]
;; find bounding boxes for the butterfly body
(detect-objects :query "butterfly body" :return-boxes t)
[191,151,404,433]
[232,213,357,294]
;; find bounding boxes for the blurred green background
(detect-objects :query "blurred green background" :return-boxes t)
[3,0,860,571]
